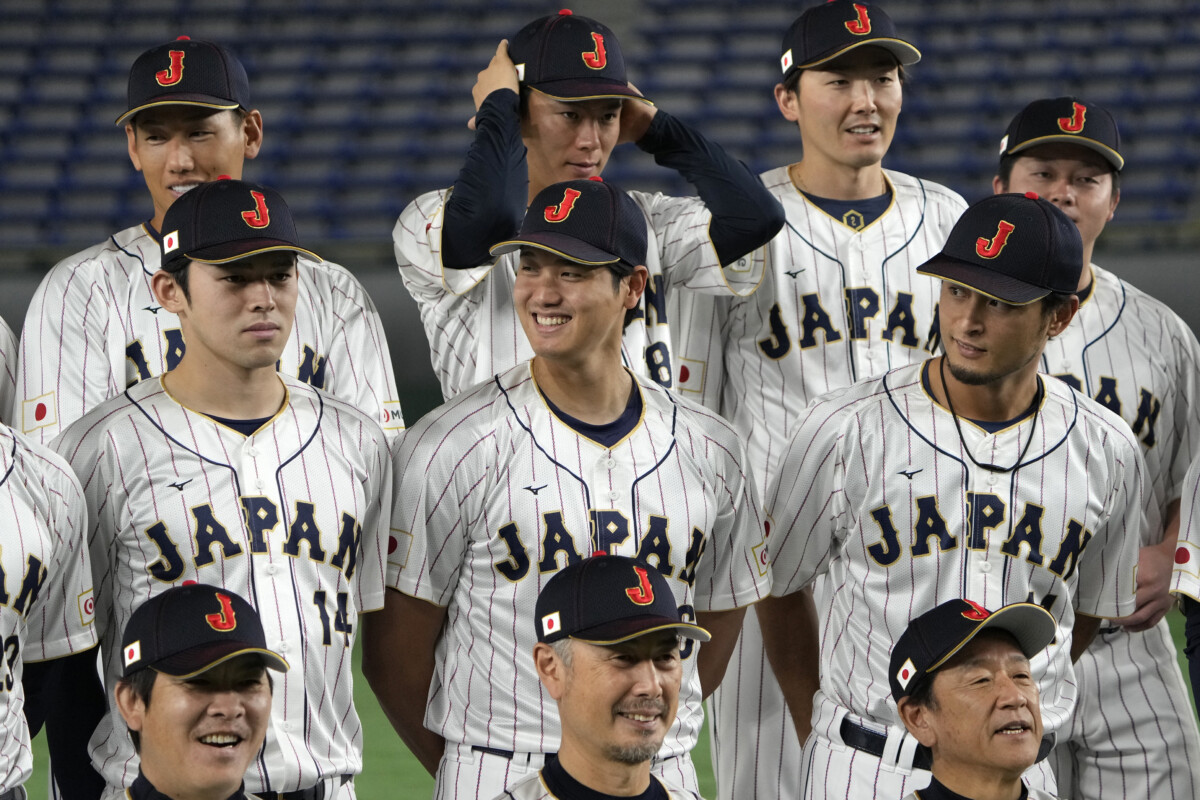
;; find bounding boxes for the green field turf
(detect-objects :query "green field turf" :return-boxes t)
[27,608,1195,799]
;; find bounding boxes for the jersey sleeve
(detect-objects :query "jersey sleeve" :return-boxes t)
[1071,429,1145,618]
[1166,316,1200,506]
[0,316,17,429]
[1172,457,1200,601]
[310,258,405,438]
[387,397,491,605]
[16,252,121,444]
[687,415,771,611]
[763,397,850,597]
[349,418,393,613]
[394,189,503,399]
[22,442,98,662]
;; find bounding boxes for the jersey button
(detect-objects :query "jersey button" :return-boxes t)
[256,479,265,491]
[602,458,616,469]
[987,473,999,487]
[609,490,620,503]
[979,561,993,573]
[266,564,277,575]
[246,447,257,457]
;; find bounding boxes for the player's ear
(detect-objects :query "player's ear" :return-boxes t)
[1107,185,1120,221]
[241,109,264,161]
[992,175,1006,195]
[774,82,801,123]
[1046,295,1080,338]
[126,123,143,173]
[114,680,147,733]
[896,696,937,748]
[532,642,568,701]
[622,265,649,310]
[153,269,188,313]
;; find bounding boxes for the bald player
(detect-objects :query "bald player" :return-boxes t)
[394,9,784,400]
[759,193,1144,799]
[53,178,392,800]
[674,3,968,798]
[366,177,769,800]
[994,97,1200,799]
[16,37,403,443]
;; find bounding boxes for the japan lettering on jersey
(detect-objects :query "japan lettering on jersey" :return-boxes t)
[52,376,391,795]
[767,363,1143,734]
[16,225,404,443]
[388,364,770,756]
[1041,265,1200,534]
[669,169,966,487]
[394,188,760,400]
[0,427,96,791]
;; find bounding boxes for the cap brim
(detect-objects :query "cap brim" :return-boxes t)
[1006,135,1124,172]
[528,83,653,105]
[115,97,241,125]
[150,642,290,678]
[797,39,922,71]
[490,232,621,266]
[167,241,321,271]
[917,255,1048,306]
[572,618,713,645]
[927,603,1057,673]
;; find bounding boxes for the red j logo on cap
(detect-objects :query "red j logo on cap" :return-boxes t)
[242,191,271,229]
[960,598,991,621]
[1058,102,1086,133]
[206,592,238,632]
[845,4,872,35]
[544,188,581,223]
[976,220,1015,259]
[625,566,655,606]
[582,33,607,69]
[156,50,185,87]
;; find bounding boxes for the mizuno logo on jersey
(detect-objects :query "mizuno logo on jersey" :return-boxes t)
[492,510,706,588]
[525,484,547,495]
[865,493,1094,580]
[168,480,193,491]
[898,468,922,480]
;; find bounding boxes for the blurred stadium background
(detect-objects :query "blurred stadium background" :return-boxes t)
[5,0,1199,796]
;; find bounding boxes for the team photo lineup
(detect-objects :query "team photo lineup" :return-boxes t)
[2,0,1199,799]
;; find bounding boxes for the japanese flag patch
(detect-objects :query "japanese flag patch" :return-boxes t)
[124,641,142,668]
[541,611,561,638]
[780,48,794,73]
[895,657,917,690]
[163,230,180,254]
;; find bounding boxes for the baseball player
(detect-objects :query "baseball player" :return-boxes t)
[52,179,392,800]
[15,36,403,444]
[113,584,289,800]
[891,600,1061,800]
[758,193,1145,799]
[497,555,712,800]
[994,97,1200,799]
[679,3,970,797]
[394,9,784,400]
[365,177,769,800]
[0,411,102,799]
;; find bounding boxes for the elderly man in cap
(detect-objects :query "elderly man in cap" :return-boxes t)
[114,583,289,800]
[495,554,711,799]
[368,176,768,798]
[892,599,1060,800]
[757,192,1146,799]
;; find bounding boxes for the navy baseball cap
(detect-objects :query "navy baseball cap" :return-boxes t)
[780,0,920,81]
[160,178,320,272]
[121,584,289,679]
[490,177,647,273]
[508,9,648,103]
[117,36,251,125]
[535,555,711,645]
[1000,96,1124,172]
[889,599,1055,702]
[917,192,1083,305]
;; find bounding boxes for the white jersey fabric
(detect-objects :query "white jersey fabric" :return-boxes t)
[394,188,761,400]
[767,362,1143,798]
[1044,263,1200,799]
[0,426,96,792]
[52,375,391,796]
[678,167,966,800]
[16,224,404,443]
[0,317,16,428]
[389,363,770,798]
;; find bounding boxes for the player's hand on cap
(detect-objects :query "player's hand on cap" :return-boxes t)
[616,81,657,144]
[1113,540,1175,632]
[468,39,519,130]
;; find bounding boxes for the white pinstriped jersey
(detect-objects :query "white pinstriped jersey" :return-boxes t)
[1173,458,1200,599]
[499,772,694,800]
[767,363,1143,736]
[52,375,391,796]
[394,188,761,400]
[389,363,770,758]
[0,317,15,428]
[1043,264,1200,540]
[0,426,96,792]
[16,224,404,443]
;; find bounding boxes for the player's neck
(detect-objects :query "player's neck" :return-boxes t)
[1077,257,1096,292]
[531,356,632,425]
[932,356,1041,423]
[140,762,242,800]
[554,743,653,797]
[789,158,886,201]
[930,765,1026,800]
[163,359,286,421]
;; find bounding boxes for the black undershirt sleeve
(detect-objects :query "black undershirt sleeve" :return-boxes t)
[441,88,528,269]
[25,650,106,800]
[636,109,785,266]
[1181,596,1200,726]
